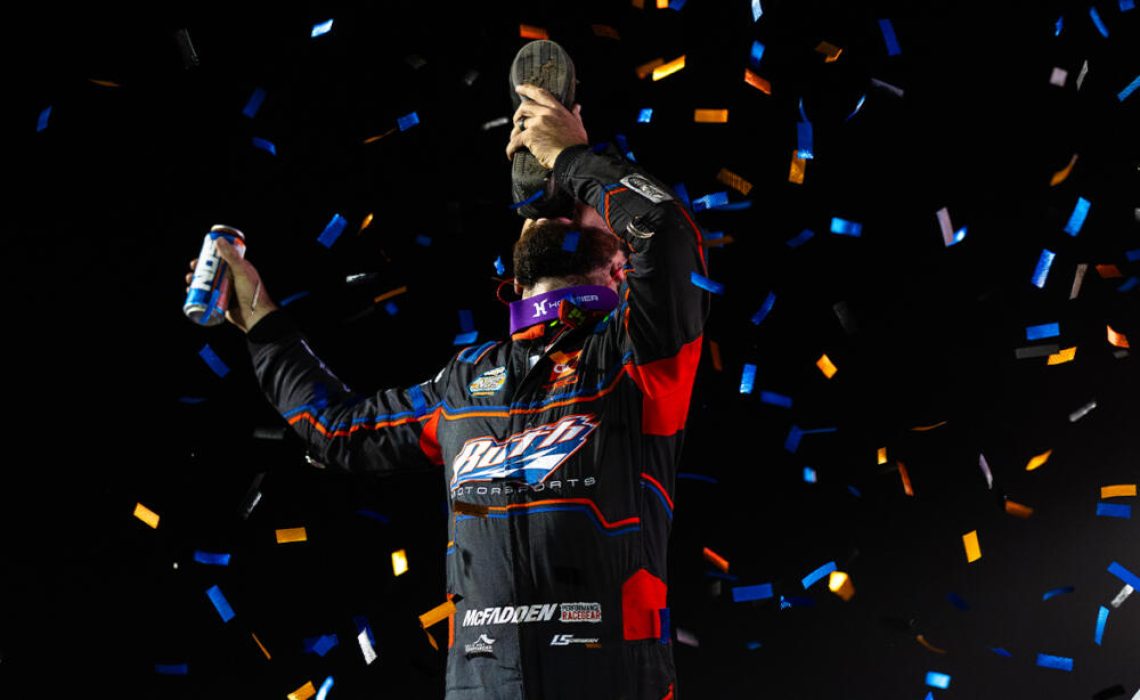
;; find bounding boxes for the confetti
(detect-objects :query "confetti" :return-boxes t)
[397,111,420,131]
[1124,0,1137,11]
[1110,584,1133,608]
[193,551,231,566]
[1077,60,1089,90]
[1025,449,1053,471]
[1047,346,1077,365]
[786,228,814,247]
[1026,322,1060,340]
[830,217,862,237]
[750,40,765,66]
[925,671,951,689]
[1096,264,1122,278]
[1101,484,1137,498]
[1070,263,1088,299]
[1015,344,1060,359]
[760,391,792,408]
[816,354,837,378]
[275,527,307,544]
[1004,499,1034,518]
[304,634,339,657]
[870,78,904,97]
[316,676,334,700]
[1067,399,1095,421]
[280,290,311,306]
[288,681,317,700]
[1042,585,1074,601]
[947,592,970,610]
[833,301,858,333]
[638,108,654,123]
[991,647,1013,657]
[1055,15,1064,36]
[703,547,730,573]
[419,599,457,628]
[206,584,235,622]
[36,106,52,132]
[133,502,160,529]
[844,94,867,122]
[675,627,698,647]
[481,116,510,130]
[752,0,763,21]
[694,109,729,123]
[962,530,982,563]
[744,69,772,94]
[803,466,817,483]
[173,28,200,68]
[1063,196,1091,236]
[317,213,348,248]
[242,87,267,119]
[372,286,408,305]
[251,632,271,660]
[828,571,854,601]
[979,454,994,489]
[877,447,888,465]
[1093,606,1110,645]
[814,41,843,63]
[692,191,728,211]
[155,663,188,675]
[1088,7,1109,37]
[392,548,408,576]
[1096,503,1132,519]
[916,635,947,653]
[1107,561,1140,590]
[1050,154,1078,186]
[690,271,725,294]
[739,363,757,394]
[878,19,902,56]
[198,344,231,377]
[311,19,333,38]
[897,461,915,496]
[935,207,967,246]
[404,54,427,70]
[1118,75,1140,101]
[802,561,837,589]
[462,69,480,87]
[1049,67,1068,87]
[708,340,723,371]
[357,628,378,664]
[716,168,752,196]
[635,58,666,80]
[251,137,277,156]
[788,150,807,184]
[1035,653,1073,672]
[652,55,686,81]
[1035,249,1057,288]
[1106,325,1129,348]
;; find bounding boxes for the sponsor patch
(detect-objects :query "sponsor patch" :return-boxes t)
[620,174,674,204]
[464,633,496,658]
[560,602,602,623]
[468,366,507,397]
[462,603,559,627]
[550,634,602,648]
[451,414,598,488]
[545,350,581,390]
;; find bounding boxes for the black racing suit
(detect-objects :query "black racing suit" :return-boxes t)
[245,144,710,699]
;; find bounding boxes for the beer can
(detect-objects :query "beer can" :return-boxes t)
[184,225,246,326]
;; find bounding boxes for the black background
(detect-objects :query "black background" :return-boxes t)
[5,0,1138,697]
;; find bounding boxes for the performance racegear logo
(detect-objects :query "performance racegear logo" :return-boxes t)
[463,604,559,627]
[450,414,598,488]
[559,602,602,623]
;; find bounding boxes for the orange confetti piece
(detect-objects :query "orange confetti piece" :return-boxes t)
[708,340,723,372]
[392,548,409,576]
[358,213,374,233]
[635,57,665,80]
[287,681,317,700]
[652,55,686,81]
[910,420,948,432]
[815,41,843,62]
[897,461,914,496]
[1004,499,1035,518]
[419,599,458,629]
[744,69,772,94]
[702,546,730,573]
[702,234,735,248]
[1101,484,1137,498]
[373,286,408,304]
[716,168,753,195]
[631,0,645,8]
[88,79,121,88]
[591,24,621,39]
[1046,346,1077,365]
[1049,153,1078,186]
[828,571,855,601]
[252,632,272,660]
[816,353,838,379]
[1095,264,1122,278]
[788,150,806,184]
[694,109,729,123]
[962,530,982,563]
[424,627,440,651]
[877,447,888,465]
[363,127,397,144]
[275,527,308,544]
[1025,449,1053,471]
[519,24,549,40]
[916,634,948,654]
[656,0,669,7]
[133,502,160,529]
[1107,325,1130,348]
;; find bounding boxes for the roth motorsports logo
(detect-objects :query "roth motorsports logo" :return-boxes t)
[450,414,598,488]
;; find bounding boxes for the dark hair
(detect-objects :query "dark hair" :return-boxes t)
[512,220,622,288]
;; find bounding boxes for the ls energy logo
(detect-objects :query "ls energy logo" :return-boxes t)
[451,414,598,488]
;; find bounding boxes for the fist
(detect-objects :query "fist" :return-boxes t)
[505,83,588,170]
[184,237,279,333]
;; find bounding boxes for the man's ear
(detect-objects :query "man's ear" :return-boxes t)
[513,280,524,296]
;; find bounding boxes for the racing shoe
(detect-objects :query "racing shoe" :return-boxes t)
[509,39,578,220]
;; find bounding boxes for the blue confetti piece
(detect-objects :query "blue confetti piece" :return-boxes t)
[1096,502,1132,519]
[454,330,479,346]
[397,111,420,131]
[750,40,765,65]
[1094,606,1109,645]
[948,226,967,246]
[242,87,267,118]
[785,425,803,453]
[1123,0,1136,11]
[1055,15,1063,36]
[1119,75,1140,101]
[1042,585,1075,601]
[316,676,334,700]
[562,230,580,252]
[278,290,310,307]
[1089,7,1109,37]
[313,634,339,657]
[37,105,51,132]
[615,133,635,162]
[311,19,334,38]
[155,663,189,675]
[798,97,808,123]
[801,561,837,589]
[925,694,934,700]
[710,200,752,211]
[704,231,725,240]
[947,592,970,610]
[692,191,729,211]
[384,301,399,315]
[353,615,378,647]
[844,94,867,122]
[847,485,861,498]
[830,217,862,237]
[878,18,902,56]
[673,182,691,208]
[803,426,837,435]
[206,585,235,622]
[732,583,774,602]
[925,671,951,689]
[991,647,1013,657]
[415,234,432,246]
[458,309,475,332]
[1063,196,1091,236]
[786,228,815,248]
[658,607,670,643]
[740,363,757,394]
[638,108,654,123]
[746,640,762,650]
[704,570,740,581]
[751,291,776,325]
[251,137,277,156]
[178,396,207,404]
[1126,249,1140,262]
[760,391,792,408]
[193,551,231,566]
[1032,249,1056,288]
[690,271,725,294]
[198,344,230,378]
[668,0,687,9]
[1026,322,1060,340]
[1036,653,1073,672]
[677,472,718,484]
[1118,276,1138,293]
[752,0,763,21]
[317,213,348,248]
[803,466,817,483]
[493,256,505,275]
[509,188,544,210]
[1107,561,1140,589]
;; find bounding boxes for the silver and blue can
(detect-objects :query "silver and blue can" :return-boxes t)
[184,225,246,326]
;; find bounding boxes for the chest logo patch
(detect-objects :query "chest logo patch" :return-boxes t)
[545,350,581,390]
[468,366,507,397]
[450,414,598,488]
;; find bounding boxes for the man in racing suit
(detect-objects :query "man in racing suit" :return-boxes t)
[194,83,709,699]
